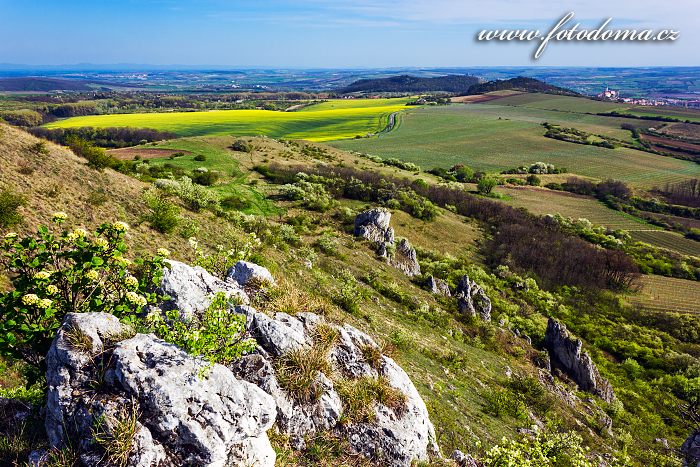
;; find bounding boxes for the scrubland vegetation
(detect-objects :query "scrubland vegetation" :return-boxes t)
[1,84,699,466]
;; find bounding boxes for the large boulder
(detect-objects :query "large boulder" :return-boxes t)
[354,209,421,277]
[46,312,277,467]
[455,275,491,322]
[231,309,440,465]
[226,261,275,287]
[159,260,248,319]
[427,276,451,297]
[682,429,700,467]
[354,208,394,245]
[543,318,614,403]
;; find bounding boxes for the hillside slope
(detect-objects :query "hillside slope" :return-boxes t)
[340,74,480,94]
[0,125,697,465]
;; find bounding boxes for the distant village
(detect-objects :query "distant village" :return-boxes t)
[597,86,700,108]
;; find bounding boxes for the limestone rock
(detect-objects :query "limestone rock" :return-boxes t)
[543,318,614,403]
[427,276,451,297]
[45,312,277,467]
[451,449,479,467]
[159,259,248,319]
[226,260,275,287]
[391,238,421,277]
[455,275,491,322]
[354,208,395,245]
[353,209,420,277]
[231,310,440,466]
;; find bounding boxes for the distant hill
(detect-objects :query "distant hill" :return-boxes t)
[340,74,480,94]
[464,77,579,96]
[0,77,93,92]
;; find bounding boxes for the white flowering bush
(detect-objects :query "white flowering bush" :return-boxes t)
[0,214,165,372]
[154,176,220,212]
[482,430,594,467]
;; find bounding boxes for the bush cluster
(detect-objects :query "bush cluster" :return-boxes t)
[0,217,164,372]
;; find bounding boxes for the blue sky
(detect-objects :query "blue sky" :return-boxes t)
[0,0,697,67]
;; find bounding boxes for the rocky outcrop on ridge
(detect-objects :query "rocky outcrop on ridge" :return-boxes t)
[45,312,277,467]
[427,276,451,297]
[354,208,421,277]
[41,258,441,466]
[543,318,615,403]
[455,275,492,322]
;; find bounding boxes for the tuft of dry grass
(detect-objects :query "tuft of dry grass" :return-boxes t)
[359,343,382,370]
[336,376,407,424]
[274,323,339,403]
[92,403,139,467]
[256,278,334,316]
[63,326,94,354]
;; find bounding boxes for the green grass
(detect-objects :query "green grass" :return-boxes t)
[331,103,700,189]
[139,137,281,216]
[43,98,411,142]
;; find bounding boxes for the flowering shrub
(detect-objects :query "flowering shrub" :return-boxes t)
[154,176,220,212]
[0,215,164,370]
[482,430,594,467]
[143,292,255,365]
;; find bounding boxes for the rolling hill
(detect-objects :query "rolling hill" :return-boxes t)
[340,74,480,94]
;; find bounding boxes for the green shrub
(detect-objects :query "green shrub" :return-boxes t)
[526,174,541,186]
[0,189,26,228]
[335,269,362,314]
[144,189,180,233]
[0,217,164,372]
[144,292,255,365]
[477,177,498,195]
[192,168,220,186]
[231,139,252,152]
[482,387,527,420]
[482,430,597,467]
[154,176,220,212]
[193,154,206,162]
[221,193,252,211]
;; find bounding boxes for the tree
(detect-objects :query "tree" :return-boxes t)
[526,174,541,186]
[477,177,498,195]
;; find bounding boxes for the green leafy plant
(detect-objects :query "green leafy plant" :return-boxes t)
[0,215,164,372]
[143,292,255,365]
[0,188,27,228]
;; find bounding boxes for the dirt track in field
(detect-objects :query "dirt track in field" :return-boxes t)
[106,148,192,160]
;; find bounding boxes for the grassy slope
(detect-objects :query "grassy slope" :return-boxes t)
[0,125,631,461]
[5,125,700,464]
[331,102,700,189]
[43,98,411,142]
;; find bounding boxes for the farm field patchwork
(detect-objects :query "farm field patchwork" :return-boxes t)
[332,103,700,188]
[499,186,700,256]
[628,275,700,314]
[491,93,700,122]
[43,98,411,142]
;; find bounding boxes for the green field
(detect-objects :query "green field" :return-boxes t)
[44,98,411,142]
[492,93,700,122]
[500,186,700,256]
[628,275,700,314]
[332,101,700,189]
